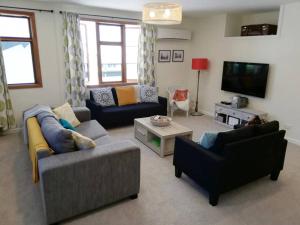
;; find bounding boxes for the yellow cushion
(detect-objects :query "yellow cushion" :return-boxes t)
[27,117,53,183]
[71,131,96,150]
[53,103,80,127]
[115,86,137,106]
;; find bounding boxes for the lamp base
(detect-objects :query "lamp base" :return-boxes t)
[191,112,204,116]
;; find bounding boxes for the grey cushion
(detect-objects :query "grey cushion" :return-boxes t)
[91,88,116,106]
[40,116,75,154]
[75,120,108,140]
[95,135,113,146]
[140,85,159,103]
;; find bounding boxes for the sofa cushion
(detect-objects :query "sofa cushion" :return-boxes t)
[59,119,75,131]
[140,85,159,103]
[198,132,218,149]
[94,135,114,146]
[91,88,116,107]
[255,121,279,136]
[115,86,137,106]
[212,126,255,154]
[102,102,162,114]
[71,131,96,150]
[75,120,108,140]
[40,116,75,154]
[53,103,81,127]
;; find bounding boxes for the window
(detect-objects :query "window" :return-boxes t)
[0,10,42,89]
[80,19,140,86]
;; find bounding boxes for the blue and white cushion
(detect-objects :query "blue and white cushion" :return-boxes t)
[91,88,116,107]
[140,85,159,103]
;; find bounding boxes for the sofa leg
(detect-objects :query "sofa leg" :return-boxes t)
[209,193,219,206]
[130,194,138,200]
[175,167,182,178]
[270,171,280,181]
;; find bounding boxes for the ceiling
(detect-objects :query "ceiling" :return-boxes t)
[34,0,299,17]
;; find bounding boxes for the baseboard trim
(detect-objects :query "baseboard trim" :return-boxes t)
[0,127,22,136]
[199,109,214,117]
[285,137,300,146]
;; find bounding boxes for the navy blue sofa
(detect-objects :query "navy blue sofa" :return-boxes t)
[86,90,167,128]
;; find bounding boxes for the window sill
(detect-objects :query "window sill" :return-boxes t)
[8,83,43,89]
[87,82,138,88]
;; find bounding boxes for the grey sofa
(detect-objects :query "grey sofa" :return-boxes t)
[35,107,140,224]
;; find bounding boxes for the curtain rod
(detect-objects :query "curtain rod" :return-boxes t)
[59,11,141,21]
[0,5,54,13]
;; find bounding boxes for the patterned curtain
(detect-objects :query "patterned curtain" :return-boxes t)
[137,23,157,86]
[62,12,86,107]
[0,42,16,131]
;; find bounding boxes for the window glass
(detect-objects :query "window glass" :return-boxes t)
[80,20,98,85]
[80,20,140,85]
[0,16,30,38]
[99,24,121,42]
[100,45,122,82]
[1,41,35,84]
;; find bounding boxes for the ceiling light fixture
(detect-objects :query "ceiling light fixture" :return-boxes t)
[142,2,182,25]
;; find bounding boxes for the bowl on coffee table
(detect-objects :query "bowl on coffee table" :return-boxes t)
[150,115,172,127]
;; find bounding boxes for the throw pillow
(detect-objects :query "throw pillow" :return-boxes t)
[71,131,96,150]
[140,85,159,103]
[53,103,80,127]
[115,86,137,106]
[40,116,75,154]
[91,88,116,107]
[59,119,75,131]
[133,85,141,102]
[198,132,218,149]
[173,89,188,101]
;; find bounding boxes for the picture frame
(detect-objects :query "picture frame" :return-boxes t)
[158,50,171,62]
[172,50,184,62]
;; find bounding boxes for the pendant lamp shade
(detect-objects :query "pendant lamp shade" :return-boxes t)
[143,2,182,25]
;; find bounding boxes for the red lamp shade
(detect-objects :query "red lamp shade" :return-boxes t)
[192,58,209,70]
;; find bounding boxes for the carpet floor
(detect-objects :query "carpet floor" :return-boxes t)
[1,115,300,225]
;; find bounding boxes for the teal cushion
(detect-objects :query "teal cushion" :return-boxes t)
[59,119,75,131]
[198,132,218,149]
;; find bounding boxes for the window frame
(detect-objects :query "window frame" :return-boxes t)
[80,18,139,87]
[0,9,42,89]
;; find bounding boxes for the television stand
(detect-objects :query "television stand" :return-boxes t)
[215,103,267,128]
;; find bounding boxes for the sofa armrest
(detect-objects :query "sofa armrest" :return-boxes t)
[158,96,168,115]
[174,136,225,177]
[72,107,91,122]
[38,140,140,224]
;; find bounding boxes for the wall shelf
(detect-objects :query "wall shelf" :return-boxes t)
[224,7,283,38]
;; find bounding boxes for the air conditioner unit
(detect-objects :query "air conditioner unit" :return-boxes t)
[157,28,192,40]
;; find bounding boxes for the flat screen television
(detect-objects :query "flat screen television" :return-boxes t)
[221,61,269,98]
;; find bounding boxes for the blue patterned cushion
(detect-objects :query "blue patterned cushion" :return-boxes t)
[140,85,159,103]
[198,132,218,149]
[91,88,116,106]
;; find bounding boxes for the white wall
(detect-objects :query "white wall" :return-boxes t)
[155,19,193,97]
[188,2,300,144]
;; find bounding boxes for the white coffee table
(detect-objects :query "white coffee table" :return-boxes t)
[134,117,193,157]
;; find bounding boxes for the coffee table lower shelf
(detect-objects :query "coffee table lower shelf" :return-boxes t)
[134,118,193,157]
